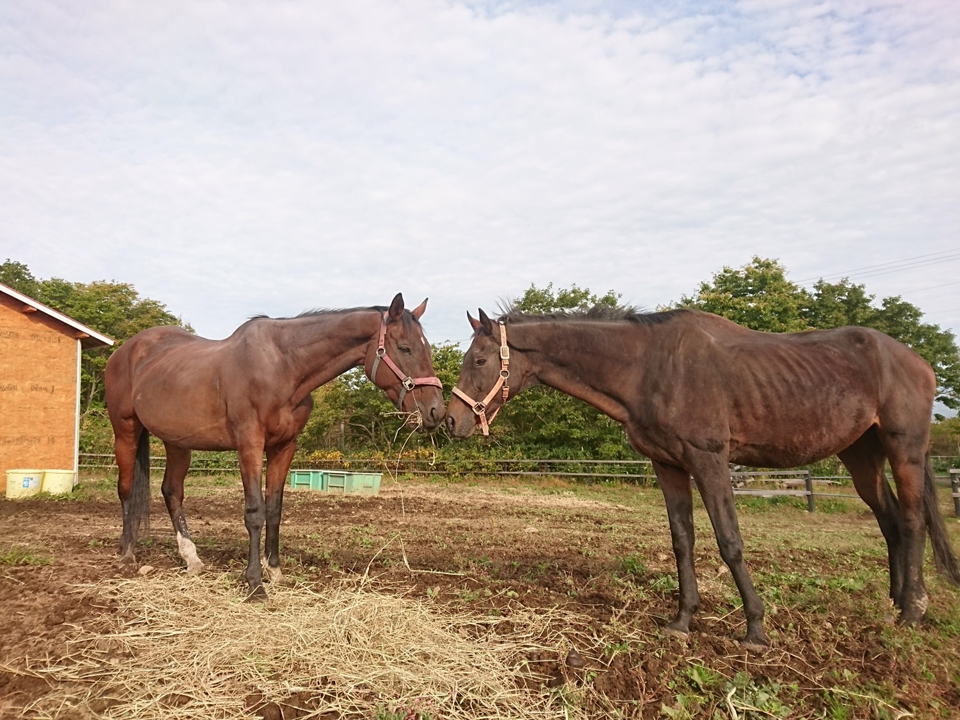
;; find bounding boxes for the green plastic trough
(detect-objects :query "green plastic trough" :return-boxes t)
[288,470,381,496]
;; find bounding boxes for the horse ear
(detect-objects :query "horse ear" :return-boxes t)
[478,308,494,335]
[411,298,428,320]
[467,311,481,332]
[388,293,404,321]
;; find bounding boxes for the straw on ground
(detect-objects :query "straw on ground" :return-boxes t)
[21,571,595,719]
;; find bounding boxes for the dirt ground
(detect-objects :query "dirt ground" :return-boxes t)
[2,473,960,718]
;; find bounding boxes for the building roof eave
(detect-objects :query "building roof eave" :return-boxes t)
[0,282,115,349]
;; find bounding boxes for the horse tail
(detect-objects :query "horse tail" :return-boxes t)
[924,455,960,585]
[132,428,152,537]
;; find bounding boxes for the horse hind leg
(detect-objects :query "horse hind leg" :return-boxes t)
[115,421,150,575]
[161,444,203,574]
[838,427,903,609]
[879,428,931,624]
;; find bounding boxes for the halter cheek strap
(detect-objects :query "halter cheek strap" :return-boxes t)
[451,321,510,436]
[369,311,443,408]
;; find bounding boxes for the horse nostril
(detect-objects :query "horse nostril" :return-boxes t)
[446,415,455,433]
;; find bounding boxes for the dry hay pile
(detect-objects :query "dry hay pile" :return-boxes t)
[20,572,593,719]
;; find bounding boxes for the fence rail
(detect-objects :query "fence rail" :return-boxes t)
[79,453,960,516]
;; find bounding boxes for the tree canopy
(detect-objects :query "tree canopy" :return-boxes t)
[297,341,467,453]
[1,259,188,415]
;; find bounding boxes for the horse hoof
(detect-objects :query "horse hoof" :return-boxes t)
[264,564,283,584]
[186,559,204,575]
[118,558,138,577]
[897,601,928,626]
[245,585,268,603]
[741,639,770,653]
[662,626,689,641]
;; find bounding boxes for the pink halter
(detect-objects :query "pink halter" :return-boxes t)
[369,311,442,409]
[451,321,510,436]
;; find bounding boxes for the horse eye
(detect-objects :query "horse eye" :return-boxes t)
[476,358,487,366]
[399,346,412,354]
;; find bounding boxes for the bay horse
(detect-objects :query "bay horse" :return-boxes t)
[445,306,960,649]
[105,293,444,598]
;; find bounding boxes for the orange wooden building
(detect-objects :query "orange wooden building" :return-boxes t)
[0,282,113,493]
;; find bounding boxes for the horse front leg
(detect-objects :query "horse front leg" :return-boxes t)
[263,439,297,584]
[653,461,700,638]
[238,440,267,599]
[161,444,203,574]
[688,451,768,650]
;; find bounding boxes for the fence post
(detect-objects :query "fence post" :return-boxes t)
[950,469,960,519]
[805,469,815,513]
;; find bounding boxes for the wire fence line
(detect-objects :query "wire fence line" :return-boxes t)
[79,453,960,515]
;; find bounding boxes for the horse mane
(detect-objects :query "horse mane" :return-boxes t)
[248,306,421,326]
[497,303,687,327]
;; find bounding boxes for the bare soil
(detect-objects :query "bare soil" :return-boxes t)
[2,474,959,718]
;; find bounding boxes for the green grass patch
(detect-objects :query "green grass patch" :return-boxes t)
[0,547,52,566]
[617,553,647,578]
[736,495,808,512]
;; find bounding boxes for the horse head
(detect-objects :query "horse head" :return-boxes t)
[365,293,445,432]
[445,308,522,438]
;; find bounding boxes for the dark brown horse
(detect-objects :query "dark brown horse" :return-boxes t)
[106,293,444,597]
[445,306,960,649]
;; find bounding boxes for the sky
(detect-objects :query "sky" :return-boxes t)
[1,0,958,349]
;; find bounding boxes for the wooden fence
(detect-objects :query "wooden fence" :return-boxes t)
[952,468,960,518]
[79,453,960,515]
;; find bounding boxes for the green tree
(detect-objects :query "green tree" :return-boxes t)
[0,259,40,297]
[305,368,399,449]
[510,282,621,314]
[803,278,875,328]
[1,261,188,416]
[299,341,466,453]
[431,341,466,398]
[929,417,960,457]
[676,257,810,332]
[40,279,188,416]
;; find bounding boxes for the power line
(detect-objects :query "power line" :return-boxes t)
[896,280,960,295]
[798,249,960,282]
[923,307,960,317]
[797,249,960,284]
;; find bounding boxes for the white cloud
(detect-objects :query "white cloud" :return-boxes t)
[1,0,957,348]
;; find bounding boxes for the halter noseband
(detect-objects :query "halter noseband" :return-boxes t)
[369,311,443,409]
[451,321,510,436]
